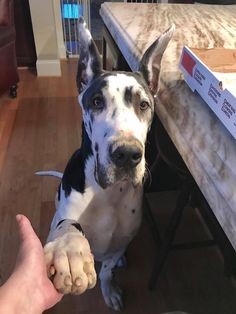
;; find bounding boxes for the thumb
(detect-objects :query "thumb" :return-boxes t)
[16,214,37,243]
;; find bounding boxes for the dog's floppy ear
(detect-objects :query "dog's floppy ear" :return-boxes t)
[139,25,175,97]
[77,17,102,93]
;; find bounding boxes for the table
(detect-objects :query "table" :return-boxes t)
[100,3,236,250]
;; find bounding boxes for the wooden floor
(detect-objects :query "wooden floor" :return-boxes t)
[0,61,236,314]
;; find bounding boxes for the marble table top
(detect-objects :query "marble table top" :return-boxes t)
[100,3,236,250]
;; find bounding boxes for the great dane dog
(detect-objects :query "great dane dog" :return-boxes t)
[38,18,174,311]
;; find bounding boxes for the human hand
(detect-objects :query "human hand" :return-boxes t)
[13,215,63,313]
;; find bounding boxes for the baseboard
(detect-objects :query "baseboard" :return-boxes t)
[36,59,61,76]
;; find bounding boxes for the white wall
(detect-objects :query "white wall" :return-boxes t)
[53,0,67,59]
[28,0,66,76]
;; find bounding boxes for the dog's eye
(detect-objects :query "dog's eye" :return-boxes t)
[93,97,104,110]
[140,101,149,111]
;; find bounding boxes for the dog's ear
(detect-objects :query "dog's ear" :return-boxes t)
[139,25,175,97]
[77,17,102,93]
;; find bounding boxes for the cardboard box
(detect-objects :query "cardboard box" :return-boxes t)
[180,46,236,139]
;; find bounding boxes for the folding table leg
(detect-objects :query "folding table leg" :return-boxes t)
[149,180,193,290]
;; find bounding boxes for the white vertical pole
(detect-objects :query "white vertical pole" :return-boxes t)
[67,0,72,54]
[61,0,67,56]
[73,1,78,55]
[83,0,91,31]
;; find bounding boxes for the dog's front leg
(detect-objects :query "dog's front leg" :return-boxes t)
[99,250,125,311]
[44,219,96,295]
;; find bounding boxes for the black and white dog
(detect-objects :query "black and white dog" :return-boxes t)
[38,18,174,311]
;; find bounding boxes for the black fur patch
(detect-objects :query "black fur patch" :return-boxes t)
[112,108,117,118]
[122,71,152,97]
[81,77,108,113]
[56,219,65,228]
[88,41,102,79]
[62,124,93,197]
[96,158,108,189]
[57,183,61,201]
[124,86,133,104]
[72,223,84,235]
[99,79,108,90]
[95,142,99,152]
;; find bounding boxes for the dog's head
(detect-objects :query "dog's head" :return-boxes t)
[77,18,174,189]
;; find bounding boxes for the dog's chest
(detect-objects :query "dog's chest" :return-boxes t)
[78,182,143,260]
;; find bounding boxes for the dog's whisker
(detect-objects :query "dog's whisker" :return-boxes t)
[144,164,152,188]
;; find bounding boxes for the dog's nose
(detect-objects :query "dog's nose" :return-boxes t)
[110,145,142,168]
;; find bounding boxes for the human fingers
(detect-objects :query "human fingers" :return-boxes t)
[16,214,38,243]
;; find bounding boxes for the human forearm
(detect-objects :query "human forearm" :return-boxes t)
[0,272,43,314]
[0,215,62,314]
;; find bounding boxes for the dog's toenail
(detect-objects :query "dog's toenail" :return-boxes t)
[65,276,72,286]
[75,278,82,287]
[50,266,56,275]
[87,273,93,282]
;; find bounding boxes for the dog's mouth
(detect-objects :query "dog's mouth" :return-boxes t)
[94,159,144,189]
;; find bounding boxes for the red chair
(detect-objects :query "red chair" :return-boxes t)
[0,0,19,97]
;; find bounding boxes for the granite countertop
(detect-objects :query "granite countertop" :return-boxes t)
[100,3,236,249]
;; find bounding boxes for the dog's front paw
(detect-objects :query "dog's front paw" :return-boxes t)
[44,232,97,295]
[101,280,123,311]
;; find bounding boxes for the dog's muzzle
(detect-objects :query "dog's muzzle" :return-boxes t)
[95,138,144,189]
[109,139,143,169]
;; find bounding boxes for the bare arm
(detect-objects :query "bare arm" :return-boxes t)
[0,215,62,314]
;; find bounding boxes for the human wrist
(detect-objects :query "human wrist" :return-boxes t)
[0,272,44,314]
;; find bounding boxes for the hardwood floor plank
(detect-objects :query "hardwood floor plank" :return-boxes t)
[0,110,16,176]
